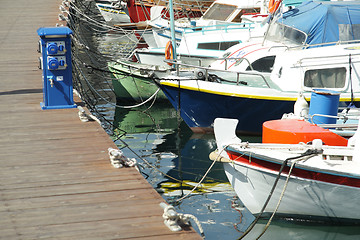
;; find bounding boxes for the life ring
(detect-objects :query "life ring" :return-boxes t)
[268,0,281,14]
[165,41,174,66]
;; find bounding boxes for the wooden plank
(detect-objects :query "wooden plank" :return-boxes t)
[0,188,162,211]
[0,218,199,240]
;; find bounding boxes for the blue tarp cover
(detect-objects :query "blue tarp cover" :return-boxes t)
[278,1,360,45]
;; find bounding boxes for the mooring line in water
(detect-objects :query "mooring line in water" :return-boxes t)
[239,149,322,240]
[73,58,161,109]
[175,147,228,203]
[70,26,157,111]
[256,150,323,239]
[113,136,228,195]
[255,159,298,239]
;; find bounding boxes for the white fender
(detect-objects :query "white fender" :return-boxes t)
[214,118,242,158]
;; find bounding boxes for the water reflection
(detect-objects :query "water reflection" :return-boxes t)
[113,101,178,134]
[241,220,360,240]
[154,130,231,197]
[112,103,360,240]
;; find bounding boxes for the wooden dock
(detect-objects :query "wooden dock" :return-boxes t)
[0,0,201,239]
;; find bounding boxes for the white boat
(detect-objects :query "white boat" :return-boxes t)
[95,0,130,24]
[134,0,269,66]
[153,1,360,134]
[212,117,360,222]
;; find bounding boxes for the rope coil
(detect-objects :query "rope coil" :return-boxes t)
[108,147,138,169]
[160,202,205,239]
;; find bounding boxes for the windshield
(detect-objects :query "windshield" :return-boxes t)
[202,3,237,21]
[266,22,307,46]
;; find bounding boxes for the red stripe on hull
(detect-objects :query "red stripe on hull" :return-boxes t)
[226,150,360,188]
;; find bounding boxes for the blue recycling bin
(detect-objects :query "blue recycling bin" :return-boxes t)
[308,89,340,124]
[37,27,76,110]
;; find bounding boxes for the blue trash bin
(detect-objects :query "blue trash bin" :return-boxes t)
[308,89,340,125]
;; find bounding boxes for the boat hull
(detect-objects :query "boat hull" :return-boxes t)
[126,0,208,23]
[109,62,168,102]
[158,82,294,134]
[95,3,130,23]
[223,156,360,222]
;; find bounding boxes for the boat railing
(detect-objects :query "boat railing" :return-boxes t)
[301,39,360,49]
[152,22,255,37]
[221,57,254,71]
[295,51,360,67]
[165,59,271,88]
[265,33,360,52]
[115,60,168,71]
[183,22,254,35]
[310,113,359,129]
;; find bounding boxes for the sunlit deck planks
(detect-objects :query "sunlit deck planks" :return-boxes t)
[0,0,201,239]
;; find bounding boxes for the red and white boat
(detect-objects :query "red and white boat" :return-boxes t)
[125,0,213,23]
[212,117,360,222]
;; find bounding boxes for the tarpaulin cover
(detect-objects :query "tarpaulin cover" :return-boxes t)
[278,1,360,45]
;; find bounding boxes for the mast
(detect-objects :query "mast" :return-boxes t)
[169,0,177,59]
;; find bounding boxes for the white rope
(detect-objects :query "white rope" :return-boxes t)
[161,203,205,238]
[77,105,102,125]
[73,58,161,110]
[179,213,205,238]
[108,147,138,169]
[256,156,310,239]
[117,88,160,109]
[176,147,227,202]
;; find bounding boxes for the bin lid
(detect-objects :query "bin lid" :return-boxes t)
[37,27,73,37]
[312,88,340,95]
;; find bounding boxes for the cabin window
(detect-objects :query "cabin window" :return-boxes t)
[266,22,306,45]
[339,24,360,42]
[202,3,237,21]
[246,56,276,72]
[304,67,346,88]
[232,8,260,22]
[197,41,240,51]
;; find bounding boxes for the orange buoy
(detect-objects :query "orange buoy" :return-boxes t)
[262,119,348,146]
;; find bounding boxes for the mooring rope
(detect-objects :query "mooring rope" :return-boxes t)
[175,147,228,202]
[239,148,322,239]
[255,158,300,239]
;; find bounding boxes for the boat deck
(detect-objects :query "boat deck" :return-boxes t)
[0,0,201,239]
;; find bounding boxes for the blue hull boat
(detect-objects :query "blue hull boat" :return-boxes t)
[157,80,295,134]
[152,1,360,134]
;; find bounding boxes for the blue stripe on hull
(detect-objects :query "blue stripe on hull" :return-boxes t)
[160,85,295,134]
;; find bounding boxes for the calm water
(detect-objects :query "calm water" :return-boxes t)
[110,103,360,240]
[71,8,360,239]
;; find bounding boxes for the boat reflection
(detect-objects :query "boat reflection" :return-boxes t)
[154,130,232,197]
[240,219,360,240]
[113,101,178,134]
[113,103,233,196]
[112,102,360,240]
